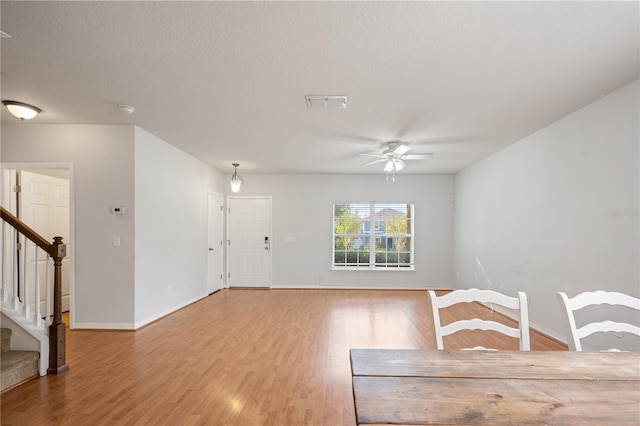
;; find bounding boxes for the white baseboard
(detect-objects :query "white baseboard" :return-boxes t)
[73,322,136,330]
[270,284,452,290]
[133,294,208,329]
[73,294,209,330]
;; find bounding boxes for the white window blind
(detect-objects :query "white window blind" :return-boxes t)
[333,202,414,269]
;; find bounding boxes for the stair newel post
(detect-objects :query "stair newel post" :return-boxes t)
[47,236,69,374]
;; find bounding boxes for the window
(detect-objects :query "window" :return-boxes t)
[333,202,414,269]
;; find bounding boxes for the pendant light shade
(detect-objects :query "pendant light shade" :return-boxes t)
[2,100,41,120]
[230,163,243,193]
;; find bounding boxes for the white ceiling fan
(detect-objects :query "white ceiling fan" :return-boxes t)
[360,141,433,179]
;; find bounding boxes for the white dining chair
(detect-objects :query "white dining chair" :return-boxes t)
[428,288,530,351]
[557,291,640,351]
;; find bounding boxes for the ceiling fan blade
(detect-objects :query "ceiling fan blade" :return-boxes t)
[404,153,434,160]
[384,141,411,155]
[361,158,387,166]
[358,153,386,158]
[393,144,411,155]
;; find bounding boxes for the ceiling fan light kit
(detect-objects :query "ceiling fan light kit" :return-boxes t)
[359,141,433,180]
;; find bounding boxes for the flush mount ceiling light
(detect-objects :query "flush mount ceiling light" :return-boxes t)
[2,100,41,121]
[118,104,135,114]
[230,163,243,193]
[305,95,347,109]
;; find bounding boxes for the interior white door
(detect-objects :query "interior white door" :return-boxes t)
[19,170,71,313]
[207,192,224,294]
[228,197,271,288]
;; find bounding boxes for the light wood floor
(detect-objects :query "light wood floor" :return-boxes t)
[1,289,565,425]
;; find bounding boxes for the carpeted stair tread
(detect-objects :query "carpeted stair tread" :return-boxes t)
[1,328,40,391]
[1,350,39,369]
[1,351,39,390]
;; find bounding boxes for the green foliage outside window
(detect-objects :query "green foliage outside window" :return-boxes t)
[333,202,414,268]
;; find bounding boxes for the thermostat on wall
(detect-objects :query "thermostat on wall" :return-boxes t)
[111,206,125,215]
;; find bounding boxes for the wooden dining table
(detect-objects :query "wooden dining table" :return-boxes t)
[350,348,640,425]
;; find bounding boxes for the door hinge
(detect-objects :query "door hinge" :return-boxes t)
[220,274,223,280]
[16,242,22,251]
[13,185,21,193]
[228,272,231,278]
[220,205,224,212]
[228,207,231,214]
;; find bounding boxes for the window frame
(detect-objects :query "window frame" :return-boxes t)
[332,202,415,271]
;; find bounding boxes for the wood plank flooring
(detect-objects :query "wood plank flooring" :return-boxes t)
[0,289,565,425]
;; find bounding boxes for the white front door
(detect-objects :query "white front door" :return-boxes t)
[228,197,271,288]
[19,170,71,313]
[207,192,224,294]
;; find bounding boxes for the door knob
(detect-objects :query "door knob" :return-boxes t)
[208,247,214,251]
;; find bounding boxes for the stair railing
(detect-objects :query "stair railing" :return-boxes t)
[0,205,69,374]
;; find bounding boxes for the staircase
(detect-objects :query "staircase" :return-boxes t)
[1,206,68,380]
[1,328,39,391]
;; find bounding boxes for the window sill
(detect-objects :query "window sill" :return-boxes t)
[331,266,415,272]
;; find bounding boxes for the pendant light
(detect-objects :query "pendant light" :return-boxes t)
[230,163,243,193]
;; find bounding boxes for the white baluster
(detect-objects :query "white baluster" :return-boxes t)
[1,221,7,301]
[13,228,19,310]
[45,253,51,324]
[23,235,31,320]
[34,246,42,327]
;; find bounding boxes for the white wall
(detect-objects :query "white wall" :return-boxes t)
[1,124,136,327]
[235,174,454,288]
[0,314,40,352]
[134,127,226,327]
[1,124,227,329]
[454,80,639,350]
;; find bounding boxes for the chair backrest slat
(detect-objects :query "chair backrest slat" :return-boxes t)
[428,289,530,351]
[557,291,640,351]
[441,319,522,338]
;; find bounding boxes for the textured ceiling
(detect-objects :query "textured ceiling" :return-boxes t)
[1,1,638,175]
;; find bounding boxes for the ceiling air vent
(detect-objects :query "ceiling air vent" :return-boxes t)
[305,95,347,109]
